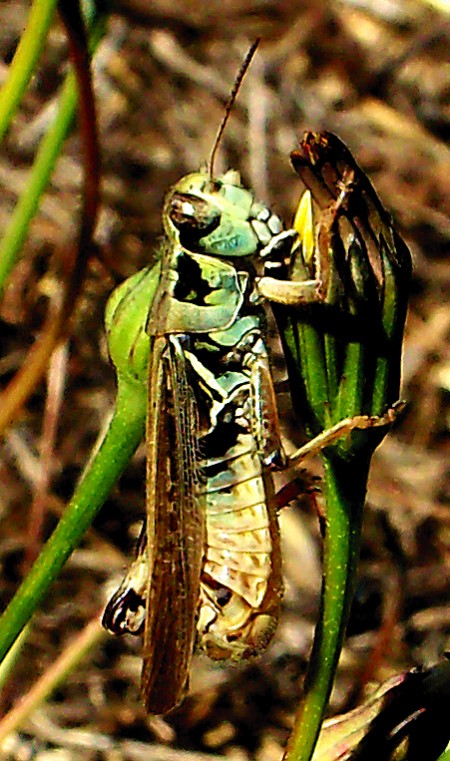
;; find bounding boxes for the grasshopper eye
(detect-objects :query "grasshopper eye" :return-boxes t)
[203,179,221,194]
[169,192,220,241]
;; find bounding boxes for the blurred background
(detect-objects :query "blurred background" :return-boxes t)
[0,1,449,758]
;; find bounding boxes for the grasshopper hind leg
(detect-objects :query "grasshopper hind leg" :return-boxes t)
[286,404,403,468]
[102,523,148,636]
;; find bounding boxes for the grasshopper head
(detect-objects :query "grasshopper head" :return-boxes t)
[163,170,283,258]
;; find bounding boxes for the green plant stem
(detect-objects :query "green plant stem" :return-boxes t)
[0,625,30,693]
[284,454,370,761]
[0,3,105,295]
[284,319,330,433]
[0,382,146,664]
[0,0,58,143]
[0,73,77,293]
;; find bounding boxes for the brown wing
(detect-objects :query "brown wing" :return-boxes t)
[141,334,204,714]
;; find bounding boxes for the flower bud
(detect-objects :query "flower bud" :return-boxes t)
[270,132,411,460]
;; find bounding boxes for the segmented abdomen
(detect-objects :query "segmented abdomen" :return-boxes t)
[197,430,282,660]
[203,432,271,603]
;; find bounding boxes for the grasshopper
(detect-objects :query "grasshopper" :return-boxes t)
[102,167,296,713]
[102,165,396,714]
[102,52,398,715]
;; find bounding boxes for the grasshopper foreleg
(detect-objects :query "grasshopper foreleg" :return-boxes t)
[256,273,322,306]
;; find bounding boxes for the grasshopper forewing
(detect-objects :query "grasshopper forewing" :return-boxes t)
[141,333,204,713]
[103,331,204,713]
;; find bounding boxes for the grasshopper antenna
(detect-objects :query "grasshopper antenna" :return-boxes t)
[209,38,261,180]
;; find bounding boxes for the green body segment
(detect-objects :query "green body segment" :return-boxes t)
[105,263,161,387]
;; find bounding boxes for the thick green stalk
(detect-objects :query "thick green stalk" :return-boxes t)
[285,454,370,760]
[0,382,146,663]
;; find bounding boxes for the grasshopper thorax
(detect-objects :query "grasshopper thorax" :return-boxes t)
[163,169,284,259]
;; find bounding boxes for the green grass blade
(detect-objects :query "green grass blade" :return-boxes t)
[285,455,370,760]
[0,382,146,664]
[0,0,58,143]
[0,4,105,295]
